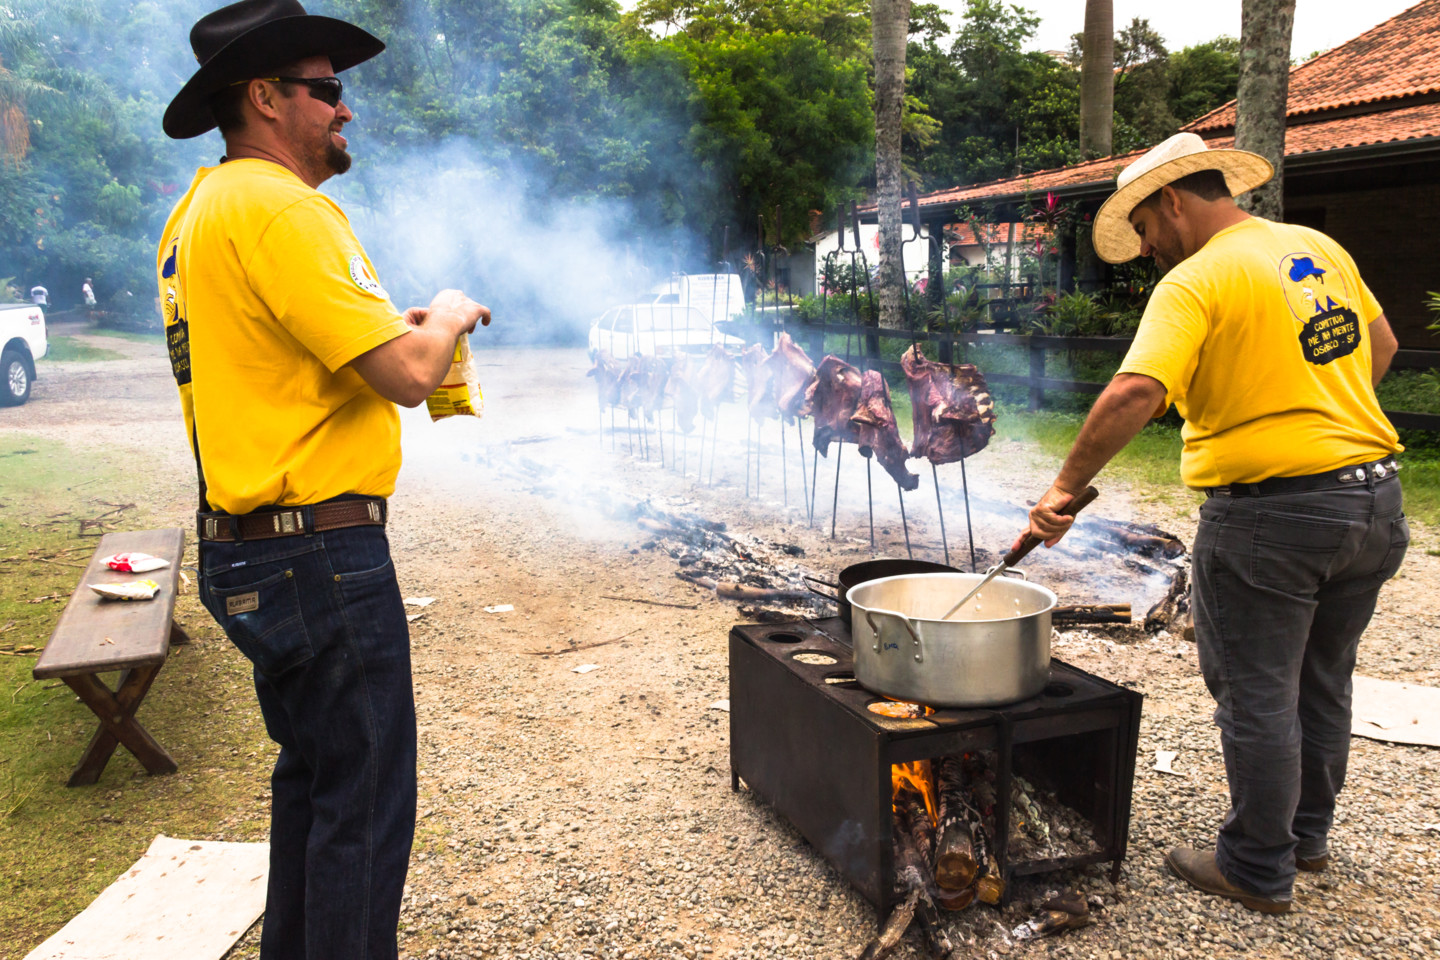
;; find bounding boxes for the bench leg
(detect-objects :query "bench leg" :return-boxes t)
[169,620,193,646]
[64,666,177,787]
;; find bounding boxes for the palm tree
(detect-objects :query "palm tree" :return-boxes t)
[1079,0,1114,159]
[1234,0,1295,220]
[872,0,910,330]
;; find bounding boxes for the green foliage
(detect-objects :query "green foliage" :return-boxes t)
[907,0,1078,189]
[1426,290,1440,333]
[1375,369,1440,416]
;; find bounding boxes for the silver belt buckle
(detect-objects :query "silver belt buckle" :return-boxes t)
[367,501,382,523]
[204,517,221,539]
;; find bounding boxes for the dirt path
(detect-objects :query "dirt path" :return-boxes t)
[6,335,1438,960]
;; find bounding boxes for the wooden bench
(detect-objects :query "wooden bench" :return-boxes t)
[33,528,189,787]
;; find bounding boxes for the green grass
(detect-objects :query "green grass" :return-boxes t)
[0,436,272,957]
[88,329,164,346]
[40,337,124,363]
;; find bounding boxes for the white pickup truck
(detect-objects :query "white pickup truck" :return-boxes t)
[0,302,47,406]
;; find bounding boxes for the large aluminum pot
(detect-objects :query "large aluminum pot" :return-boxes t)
[847,572,1056,708]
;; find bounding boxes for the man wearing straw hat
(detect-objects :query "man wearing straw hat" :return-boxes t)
[1020,132,1407,913]
[157,1,489,955]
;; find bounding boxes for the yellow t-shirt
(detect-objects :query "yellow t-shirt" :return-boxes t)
[1116,216,1400,488]
[156,160,411,514]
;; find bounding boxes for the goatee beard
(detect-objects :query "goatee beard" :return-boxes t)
[325,142,352,176]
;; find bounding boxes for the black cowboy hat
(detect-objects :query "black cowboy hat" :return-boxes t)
[163,0,384,140]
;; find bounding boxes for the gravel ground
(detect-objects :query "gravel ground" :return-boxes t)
[9,333,1439,960]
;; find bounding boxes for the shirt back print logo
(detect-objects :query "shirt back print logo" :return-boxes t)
[1279,252,1361,366]
[348,254,389,300]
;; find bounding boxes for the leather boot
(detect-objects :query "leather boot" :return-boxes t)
[1165,847,1292,914]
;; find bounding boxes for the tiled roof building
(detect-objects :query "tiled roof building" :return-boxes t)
[877,0,1440,348]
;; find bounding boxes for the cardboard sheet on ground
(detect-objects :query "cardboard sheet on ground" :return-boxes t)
[1351,675,1440,747]
[24,835,268,960]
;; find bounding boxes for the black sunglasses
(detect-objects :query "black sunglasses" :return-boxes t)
[231,75,344,108]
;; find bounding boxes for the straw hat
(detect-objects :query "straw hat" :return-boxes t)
[1091,132,1273,264]
[164,0,384,140]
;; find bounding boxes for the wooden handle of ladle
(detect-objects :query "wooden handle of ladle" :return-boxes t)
[1004,485,1100,567]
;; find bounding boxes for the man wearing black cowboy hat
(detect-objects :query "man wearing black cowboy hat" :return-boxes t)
[156,2,490,956]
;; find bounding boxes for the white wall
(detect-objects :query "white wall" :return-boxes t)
[811,225,936,292]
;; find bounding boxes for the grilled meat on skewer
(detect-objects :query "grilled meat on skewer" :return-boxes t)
[741,343,777,422]
[638,354,670,423]
[901,345,997,463]
[695,343,736,419]
[851,370,920,490]
[806,355,864,454]
[587,350,623,407]
[763,332,817,423]
[617,354,645,417]
[666,354,700,433]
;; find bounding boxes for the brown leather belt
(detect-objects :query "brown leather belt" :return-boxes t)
[197,498,387,542]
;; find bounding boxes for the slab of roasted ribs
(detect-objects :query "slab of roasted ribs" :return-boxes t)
[762,333,816,423]
[852,369,920,490]
[665,354,700,433]
[741,343,777,422]
[638,355,670,423]
[695,344,736,419]
[587,350,623,407]
[901,344,997,463]
[806,355,864,454]
[617,354,645,418]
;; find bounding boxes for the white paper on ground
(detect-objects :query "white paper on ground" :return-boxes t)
[709,699,730,712]
[24,834,269,960]
[484,604,514,614]
[573,663,601,674]
[1351,675,1440,747]
[403,596,436,607]
[1153,750,1181,775]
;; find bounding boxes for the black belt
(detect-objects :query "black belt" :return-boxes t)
[198,497,387,542]
[1206,456,1400,498]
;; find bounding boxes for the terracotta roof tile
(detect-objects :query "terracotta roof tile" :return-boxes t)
[1185,0,1440,131]
[903,101,1440,213]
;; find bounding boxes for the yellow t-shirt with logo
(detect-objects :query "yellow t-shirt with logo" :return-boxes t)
[156,159,411,515]
[1116,216,1400,489]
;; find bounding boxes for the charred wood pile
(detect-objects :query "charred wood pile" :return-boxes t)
[860,750,1098,958]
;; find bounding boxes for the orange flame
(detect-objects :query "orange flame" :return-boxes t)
[891,759,939,826]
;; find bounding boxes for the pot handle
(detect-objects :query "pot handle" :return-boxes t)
[864,610,924,663]
[1000,568,1029,581]
[802,575,841,602]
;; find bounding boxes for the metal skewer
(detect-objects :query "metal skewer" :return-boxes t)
[932,462,949,566]
[897,482,912,560]
[940,486,1099,621]
[829,443,844,539]
[960,454,976,572]
[865,452,875,551]
[797,420,809,523]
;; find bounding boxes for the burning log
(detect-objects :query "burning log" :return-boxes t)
[763,333,817,423]
[1052,603,1131,625]
[933,756,978,892]
[857,887,919,960]
[1144,565,1190,633]
[714,582,814,603]
[893,789,954,960]
[807,355,864,454]
[695,344,736,418]
[741,343,777,422]
[1088,519,1187,559]
[851,370,920,491]
[900,345,997,464]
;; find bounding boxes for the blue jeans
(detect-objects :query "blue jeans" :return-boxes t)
[1191,475,1408,899]
[199,524,415,960]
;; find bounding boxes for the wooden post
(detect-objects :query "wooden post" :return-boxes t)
[1029,341,1045,411]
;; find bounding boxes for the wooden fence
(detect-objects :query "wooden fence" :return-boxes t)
[729,319,1440,432]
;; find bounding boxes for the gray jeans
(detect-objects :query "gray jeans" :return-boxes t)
[1191,474,1408,899]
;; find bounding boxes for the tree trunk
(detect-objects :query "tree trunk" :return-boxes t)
[1234,0,1295,220]
[872,0,910,330]
[1078,0,1114,159]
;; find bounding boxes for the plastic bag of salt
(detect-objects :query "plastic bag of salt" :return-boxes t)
[425,333,484,421]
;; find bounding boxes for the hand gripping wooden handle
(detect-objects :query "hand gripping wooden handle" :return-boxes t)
[1003,486,1099,567]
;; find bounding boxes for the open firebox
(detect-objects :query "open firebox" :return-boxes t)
[729,617,1142,928]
